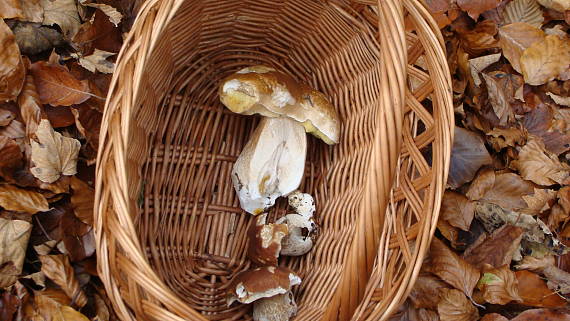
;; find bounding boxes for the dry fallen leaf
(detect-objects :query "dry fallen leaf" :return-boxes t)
[41,0,81,39]
[498,22,545,73]
[11,21,64,56]
[521,35,570,85]
[0,18,25,102]
[70,177,93,226]
[0,136,24,182]
[79,0,122,26]
[466,169,534,211]
[457,0,501,20]
[17,75,45,139]
[0,218,31,288]
[60,207,95,262]
[515,270,567,307]
[73,49,116,74]
[0,109,14,127]
[409,274,450,309]
[487,127,527,151]
[503,0,544,27]
[30,119,81,183]
[0,0,23,19]
[483,72,515,125]
[427,238,480,298]
[463,225,524,269]
[441,191,475,231]
[437,288,479,321]
[469,53,502,87]
[448,127,493,189]
[0,184,49,214]
[481,314,509,321]
[30,61,92,107]
[477,264,522,305]
[510,308,570,321]
[438,219,461,246]
[522,188,557,214]
[512,137,570,185]
[538,0,570,12]
[72,9,123,54]
[34,288,90,321]
[39,254,87,308]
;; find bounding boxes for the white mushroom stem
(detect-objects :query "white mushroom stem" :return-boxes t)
[276,214,316,256]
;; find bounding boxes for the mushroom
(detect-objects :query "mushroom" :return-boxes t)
[247,213,288,266]
[253,291,298,321]
[231,117,307,214]
[220,66,340,214]
[219,65,341,144]
[227,266,301,305]
[287,191,315,218]
[275,214,316,256]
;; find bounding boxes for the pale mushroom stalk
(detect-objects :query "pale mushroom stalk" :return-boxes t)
[276,214,316,256]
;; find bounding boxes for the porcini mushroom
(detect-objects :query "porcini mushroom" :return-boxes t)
[227,266,301,305]
[231,117,307,214]
[219,65,341,144]
[287,191,315,218]
[275,214,316,256]
[253,291,298,321]
[247,213,288,266]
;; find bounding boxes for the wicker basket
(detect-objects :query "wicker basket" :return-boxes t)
[94,0,453,320]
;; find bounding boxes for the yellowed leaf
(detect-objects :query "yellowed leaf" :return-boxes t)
[521,35,570,85]
[74,49,115,74]
[0,218,32,287]
[477,264,522,305]
[31,119,81,183]
[512,137,570,185]
[437,289,479,321]
[0,184,49,213]
[41,0,80,38]
[40,254,87,308]
[34,289,90,321]
[547,92,570,106]
[503,0,544,27]
[522,188,557,214]
[498,22,545,73]
[538,0,570,11]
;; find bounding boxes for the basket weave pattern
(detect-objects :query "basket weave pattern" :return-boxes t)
[94,0,453,320]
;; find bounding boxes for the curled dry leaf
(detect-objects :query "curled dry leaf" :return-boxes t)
[73,49,116,74]
[487,127,527,151]
[437,288,479,321]
[520,256,570,294]
[521,35,570,85]
[39,254,87,308]
[481,314,509,321]
[409,274,450,309]
[0,218,32,288]
[70,177,93,226]
[469,53,501,87]
[448,127,493,189]
[79,0,122,26]
[34,289,90,321]
[60,207,95,262]
[41,0,81,39]
[515,270,567,307]
[0,184,49,214]
[538,0,570,12]
[483,72,515,125]
[463,225,524,269]
[17,74,45,139]
[510,308,570,321]
[426,238,480,298]
[441,191,475,231]
[438,219,461,246]
[30,119,81,183]
[72,9,123,54]
[477,264,522,305]
[503,0,544,27]
[522,188,557,214]
[512,137,570,185]
[0,136,23,182]
[0,109,15,127]
[457,0,501,20]
[466,169,534,211]
[498,22,545,73]
[11,22,64,56]
[30,61,92,107]
[0,18,25,102]
[0,0,23,19]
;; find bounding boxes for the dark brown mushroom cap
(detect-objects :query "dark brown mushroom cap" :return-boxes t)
[247,214,288,266]
[226,266,301,305]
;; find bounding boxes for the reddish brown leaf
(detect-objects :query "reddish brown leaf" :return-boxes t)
[60,206,95,261]
[510,308,570,321]
[516,270,567,307]
[30,61,93,107]
[0,291,19,321]
[0,184,49,214]
[72,9,123,55]
[438,219,461,246]
[45,106,75,128]
[70,177,93,226]
[409,274,450,309]
[72,103,102,152]
[441,191,475,231]
[39,254,87,308]
[458,20,500,54]
[0,19,25,102]
[448,127,493,188]
[463,225,524,269]
[427,238,480,298]
[483,72,516,126]
[481,313,509,321]
[522,188,557,214]
[0,136,23,182]
[17,74,45,139]
[457,0,501,20]
[437,289,479,321]
[477,264,522,305]
[466,169,534,211]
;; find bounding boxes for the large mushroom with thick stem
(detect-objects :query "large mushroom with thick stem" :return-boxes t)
[219,66,340,215]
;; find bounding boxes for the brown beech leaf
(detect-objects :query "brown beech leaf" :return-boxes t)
[79,0,122,26]
[487,127,527,151]
[448,127,492,189]
[457,0,501,20]
[17,75,45,139]
[73,49,116,74]
[469,53,501,87]
[0,0,23,19]
[463,225,524,269]
[39,254,87,308]
[11,21,64,56]
[0,120,25,140]
[511,308,570,321]
[560,186,570,213]
[522,188,557,214]
[72,9,123,54]
[0,136,23,182]
[0,19,25,102]
[0,218,31,288]
[504,0,544,27]
[70,177,93,225]
[94,292,111,321]
[521,35,570,85]
[516,270,568,307]
[458,20,499,54]
[538,0,570,12]
[512,137,570,185]
[34,289,89,321]
[466,169,534,211]
[30,119,81,183]
[477,264,522,305]
[437,289,479,321]
[481,314,509,321]
[0,109,14,126]
[45,106,75,128]
[0,290,19,321]
[520,256,570,294]
[441,191,475,231]
[409,274,450,309]
[438,219,460,246]
[499,22,545,73]
[60,207,95,261]
[30,61,92,107]
[72,103,101,152]
[41,0,81,39]
[0,184,49,214]
[483,72,515,125]
[427,238,480,297]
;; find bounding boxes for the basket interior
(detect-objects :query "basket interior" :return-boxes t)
[125,0,387,319]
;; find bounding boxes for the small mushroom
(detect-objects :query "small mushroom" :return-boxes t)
[231,117,307,214]
[287,191,315,218]
[219,65,341,144]
[227,266,301,305]
[247,213,288,266]
[276,214,316,256]
[253,291,298,321]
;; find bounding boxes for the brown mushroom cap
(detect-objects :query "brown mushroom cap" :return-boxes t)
[227,266,301,305]
[253,291,298,321]
[219,65,341,144]
[247,214,288,266]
